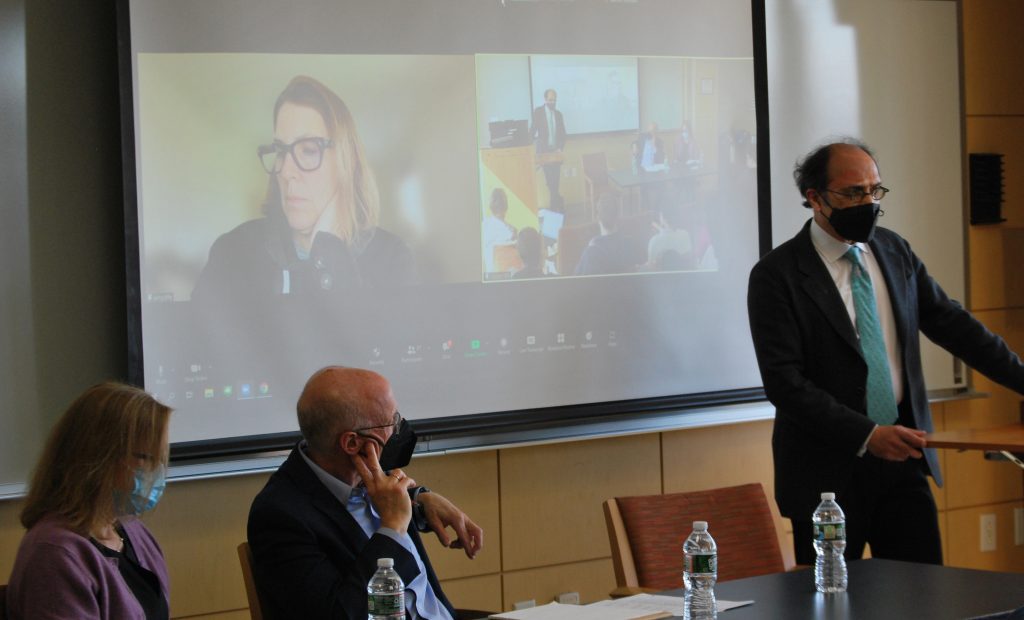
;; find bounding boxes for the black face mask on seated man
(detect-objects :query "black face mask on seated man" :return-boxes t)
[827,201,883,243]
[361,418,417,471]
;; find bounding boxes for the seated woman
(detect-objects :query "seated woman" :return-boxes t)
[192,75,414,304]
[6,382,172,620]
[673,120,703,166]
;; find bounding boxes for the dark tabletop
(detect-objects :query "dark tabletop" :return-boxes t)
[607,165,709,189]
[660,558,1024,619]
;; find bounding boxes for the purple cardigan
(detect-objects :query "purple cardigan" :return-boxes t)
[6,515,170,619]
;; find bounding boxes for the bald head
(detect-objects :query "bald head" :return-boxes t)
[297,366,396,457]
[794,138,877,208]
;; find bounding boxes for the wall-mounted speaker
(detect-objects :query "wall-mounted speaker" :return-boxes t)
[969,153,1005,225]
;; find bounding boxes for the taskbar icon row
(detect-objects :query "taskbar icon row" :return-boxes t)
[367,330,619,366]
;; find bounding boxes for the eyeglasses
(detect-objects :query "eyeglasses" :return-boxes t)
[257,137,333,174]
[825,185,890,202]
[353,411,402,437]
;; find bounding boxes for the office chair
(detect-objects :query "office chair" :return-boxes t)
[237,541,271,620]
[603,483,785,596]
[581,152,619,220]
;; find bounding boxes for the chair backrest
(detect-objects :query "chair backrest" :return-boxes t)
[581,152,610,185]
[238,541,270,620]
[603,483,785,591]
[493,243,524,274]
[556,221,599,275]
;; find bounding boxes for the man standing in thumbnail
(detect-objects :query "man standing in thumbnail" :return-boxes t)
[531,89,567,212]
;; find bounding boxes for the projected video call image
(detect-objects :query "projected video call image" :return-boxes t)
[131,38,760,442]
[476,54,755,281]
[138,53,484,304]
[139,52,754,304]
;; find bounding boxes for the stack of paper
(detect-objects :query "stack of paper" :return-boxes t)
[488,601,670,620]
[488,593,755,619]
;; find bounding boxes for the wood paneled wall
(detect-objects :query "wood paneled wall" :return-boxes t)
[1,407,1021,617]
[956,0,1024,573]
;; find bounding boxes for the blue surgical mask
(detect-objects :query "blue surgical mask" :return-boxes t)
[117,466,167,515]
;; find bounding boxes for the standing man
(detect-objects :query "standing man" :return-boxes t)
[633,122,665,172]
[747,139,1024,566]
[248,366,484,619]
[530,89,567,212]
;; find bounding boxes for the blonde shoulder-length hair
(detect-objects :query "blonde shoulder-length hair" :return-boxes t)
[20,382,171,534]
[265,75,382,247]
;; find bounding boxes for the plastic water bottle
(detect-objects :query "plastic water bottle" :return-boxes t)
[367,557,404,619]
[812,492,848,593]
[683,520,718,619]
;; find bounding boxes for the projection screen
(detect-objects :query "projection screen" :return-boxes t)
[120,0,767,456]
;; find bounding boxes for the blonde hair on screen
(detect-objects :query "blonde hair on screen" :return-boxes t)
[267,75,381,246]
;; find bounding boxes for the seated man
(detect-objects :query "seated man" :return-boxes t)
[645,200,694,271]
[482,188,517,274]
[248,366,483,619]
[512,227,546,279]
[575,193,644,276]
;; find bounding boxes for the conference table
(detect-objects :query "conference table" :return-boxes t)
[659,559,1024,619]
[607,166,711,212]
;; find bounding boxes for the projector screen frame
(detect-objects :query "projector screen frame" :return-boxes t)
[116,0,773,464]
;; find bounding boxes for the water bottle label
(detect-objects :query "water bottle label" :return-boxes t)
[685,553,717,574]
[813,522,846,541]
[368,592,404,615]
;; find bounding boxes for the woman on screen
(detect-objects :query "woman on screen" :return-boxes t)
[192,75,414,302]
[7,382,172,620]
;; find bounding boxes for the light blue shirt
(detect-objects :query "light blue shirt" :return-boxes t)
[641,137,657,169]
[299,443,452,620]
[546,106,556,148]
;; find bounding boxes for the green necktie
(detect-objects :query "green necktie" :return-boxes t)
[843,246,898,425]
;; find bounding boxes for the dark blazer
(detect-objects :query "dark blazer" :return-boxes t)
[530,105,566,154]
[192,217,415,304]
[748,221,1024,519]
[247,447,456,620]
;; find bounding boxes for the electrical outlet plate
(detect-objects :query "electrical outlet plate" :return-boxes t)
[980,513,997,552]
[556,592,580,605]
[513,600,536,610]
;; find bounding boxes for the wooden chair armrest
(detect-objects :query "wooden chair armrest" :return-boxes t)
[609,585,659,599]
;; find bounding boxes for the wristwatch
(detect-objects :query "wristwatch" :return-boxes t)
[410,485,431,532]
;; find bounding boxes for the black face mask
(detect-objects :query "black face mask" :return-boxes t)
[375,418,417,471]
[825,201,882,243]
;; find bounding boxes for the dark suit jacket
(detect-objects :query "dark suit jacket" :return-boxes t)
[247,447,455,619]
[748,221,1024,519]
[530,105,566,154]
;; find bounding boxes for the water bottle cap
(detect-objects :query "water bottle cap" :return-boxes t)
[377,557,394,568]
[693,521,708,530]
[821,492,835,500]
